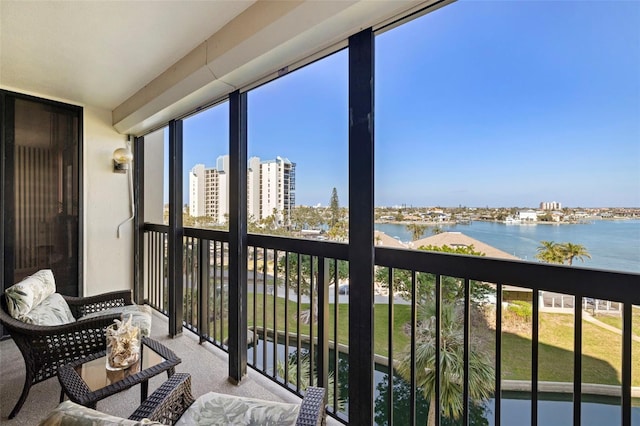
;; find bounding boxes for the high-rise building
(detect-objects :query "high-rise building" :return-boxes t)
[540,201,562,210]
[189,155,295,226]
[247,157,261,222]
[189,163,224,221]
[259,157,296,226]
[189,164,206,217]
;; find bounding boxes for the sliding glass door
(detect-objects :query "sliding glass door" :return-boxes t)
[1,91,82,300]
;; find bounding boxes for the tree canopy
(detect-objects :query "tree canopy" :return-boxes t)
[535,241,591,265]
[277,254,348,324]
[375,244,491,304]
[406,223,428,241]
[329,187,341,228]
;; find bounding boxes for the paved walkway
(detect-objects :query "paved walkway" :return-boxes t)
[583,311,640,342]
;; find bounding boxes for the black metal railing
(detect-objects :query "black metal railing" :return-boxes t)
[143,224,640,426]
[374,247,639,426]
[144,224,169,314]
[245,233,349,420]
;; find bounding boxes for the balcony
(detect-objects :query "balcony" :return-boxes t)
[1,1,638,425]
[141,226,640,425]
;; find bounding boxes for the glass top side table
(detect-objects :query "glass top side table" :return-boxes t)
[57,336,181,409]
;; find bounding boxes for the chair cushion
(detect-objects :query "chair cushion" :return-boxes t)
[39,400,162,425]
[175,392,300,426]
[81,304,152,336]
[20,293,76,326]
[5,269,56,320]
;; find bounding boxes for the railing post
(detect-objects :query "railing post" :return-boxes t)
[531,287,539,426]
[348,27,375,425]
[622,302,632,426]
[228,89,248,383]
[495,283,503,426]
[133,136,145,304]
[168,119,184,337]
[199,239,210,344]
[573,296,582,426]
[435,275,442,426]
[317,257,330,391]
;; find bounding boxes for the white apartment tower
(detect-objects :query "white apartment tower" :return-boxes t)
[189,164,223,221]
[540,201,562,210]
[247,157,261,222]
[217,171,228,224]
[259,157,296,226]
[189,164,206,217]
[188,155,295,226]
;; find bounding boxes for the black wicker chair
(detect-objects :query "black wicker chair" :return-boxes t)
[0,289,133,419]
[129,373,326,425]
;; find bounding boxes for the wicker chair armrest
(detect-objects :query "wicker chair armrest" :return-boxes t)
[129,373,194,425]
[64,290,133,317]
[297,386,326,426]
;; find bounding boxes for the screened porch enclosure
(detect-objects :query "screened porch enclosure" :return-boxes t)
[135,27,640,426]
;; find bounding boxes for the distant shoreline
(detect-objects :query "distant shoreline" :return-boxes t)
[374,217,634,226]
[375,219,639,272]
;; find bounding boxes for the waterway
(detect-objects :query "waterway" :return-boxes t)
[375,219,640,274]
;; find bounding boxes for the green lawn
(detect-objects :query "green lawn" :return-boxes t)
[247,294,410,357]
[502,313,640,385]
[246,295,640,386]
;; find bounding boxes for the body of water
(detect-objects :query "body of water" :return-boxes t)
[375,220,640,274]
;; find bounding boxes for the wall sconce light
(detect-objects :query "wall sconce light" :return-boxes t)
[113,141,133,173]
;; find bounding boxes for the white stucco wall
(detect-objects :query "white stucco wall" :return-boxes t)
[83,107,134,296]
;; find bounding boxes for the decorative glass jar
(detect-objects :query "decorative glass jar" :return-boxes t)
[105,315,140,371]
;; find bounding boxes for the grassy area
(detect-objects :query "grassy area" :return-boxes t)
[246,295,640,386]
[247,294,410,357]
[502,313,640,385]
[593,306,640,337]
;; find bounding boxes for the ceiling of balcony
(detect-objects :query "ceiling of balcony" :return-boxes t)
[0,0,439,135]
[0,1,255,110]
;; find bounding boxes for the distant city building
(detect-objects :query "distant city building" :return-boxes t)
[259,156,296,226]
[189,155,295,225]
[247,157,261,222]
[518,210,538,222]
[540,201,562,210]
[189,163,226,223]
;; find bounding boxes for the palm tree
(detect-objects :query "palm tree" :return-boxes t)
[396,302,494,426]
[535,241,564,264]
[406,223,428,241]
[277,352,344,411]
[560,242,591,265]
[536,241,591,266]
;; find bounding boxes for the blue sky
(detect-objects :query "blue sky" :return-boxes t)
[177,0,640,208]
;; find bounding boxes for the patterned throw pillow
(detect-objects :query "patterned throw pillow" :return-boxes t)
[175,392,300,426]
[39,400,162,425]
[81,304,152,337]
[5,269,56,320]
[20,293,76,326]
